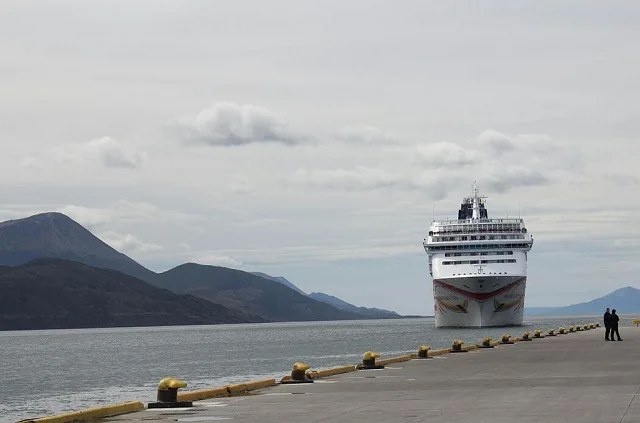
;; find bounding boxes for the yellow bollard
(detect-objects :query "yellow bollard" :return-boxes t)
[533,329,544,338]
[149,377,192,409]
[547,329,556,337]
[450,339,466,353]
[478,337,494,348]
[558,327,566,334]
[281,362,314,384]
[501,334,514,344]
[358,351,384,370]
[417,345,430,359]
[520,331,532,341]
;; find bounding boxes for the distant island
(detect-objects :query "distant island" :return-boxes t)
[524,286,640,316]
[0,212,407,331]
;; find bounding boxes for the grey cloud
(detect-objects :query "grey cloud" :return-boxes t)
[170,102,311,147]
[474,129,516,155]
[85,137,145,169]
[50,137,145,169]
[334,125,400,145]
[415,141,479,168]
[603,173,640,186]
[485,167,550,193]
[99,231,163,253]
[289,167,456,200]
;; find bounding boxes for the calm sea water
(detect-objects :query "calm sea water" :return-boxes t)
[0,315,628,423]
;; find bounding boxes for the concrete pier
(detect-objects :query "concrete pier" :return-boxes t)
[108,328,640,423]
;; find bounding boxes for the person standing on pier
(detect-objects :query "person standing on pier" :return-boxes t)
[604,308,612,341]
[610,309,623,341]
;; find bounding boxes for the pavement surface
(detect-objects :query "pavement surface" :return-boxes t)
[108,327,640,423]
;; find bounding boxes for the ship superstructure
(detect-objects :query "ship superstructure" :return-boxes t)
[423,183,534,327]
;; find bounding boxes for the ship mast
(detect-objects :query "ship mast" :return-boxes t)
[470,181,486,220]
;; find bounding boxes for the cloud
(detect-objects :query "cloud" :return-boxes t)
[170,102,311,147]
[485,166,550,193]
[19,155,41,168]
[414,141,479,168]
[84,137,145,169]
[191,254,244,268]
[58,201,202,229]
[51,137,145,169]
[334,125,400,145]
[99,231,163,253]
[474,129,516,154]
[291,167,414,191]
[290,129,580,198]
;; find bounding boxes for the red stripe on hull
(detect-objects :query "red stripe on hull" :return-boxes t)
[433,277,526,302]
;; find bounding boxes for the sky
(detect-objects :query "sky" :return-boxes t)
[1,1,639,315]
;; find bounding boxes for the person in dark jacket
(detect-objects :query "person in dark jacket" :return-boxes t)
[604,308,612,340]
[610,309,622,341]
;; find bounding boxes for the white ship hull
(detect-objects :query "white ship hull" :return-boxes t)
[423,184,534,328]
[433,276,526,327]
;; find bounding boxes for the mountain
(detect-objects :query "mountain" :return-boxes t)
[525,286,640,315]
[155,263,364,322]
[250,272,307,295]
[251,272,403,318]
[0,259,264,331]
[308,292,401,319]
[0,212,155,282]
[0,212,402,325]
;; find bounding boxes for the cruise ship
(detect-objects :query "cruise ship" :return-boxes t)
[423,184,534,327]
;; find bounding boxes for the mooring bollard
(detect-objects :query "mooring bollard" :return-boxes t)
[479,337,494,348]
[450,340,466,353]
[558,327,566,334]
[148,377,192,409]
[547,329,556,337]
[533,329,543,338]
[501,334,514,344]
[281,362,314,384]
[569,326,576,333]
[417,345,430,359]
[520,332,532,341]
[358,351,384,369]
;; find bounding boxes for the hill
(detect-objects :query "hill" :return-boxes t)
[525,286,640,315]
[156,263,364,322]
[0,259,264,331]
[308,292,401,319]
[0,212,155,282]
[250,272,307,295]
[251,271,403,319]
[0,212,402,324]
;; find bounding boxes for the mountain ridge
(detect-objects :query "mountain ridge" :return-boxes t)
[0,212,156,283]
[251,271,402,318]
[156,263,364,322]
[525,286,640,315]
[0,258,265,331]
[0,212,396,325]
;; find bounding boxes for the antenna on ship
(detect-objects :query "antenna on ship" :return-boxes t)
[432,200,435,223]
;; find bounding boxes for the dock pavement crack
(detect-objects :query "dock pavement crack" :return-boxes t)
[620,384,640,423]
